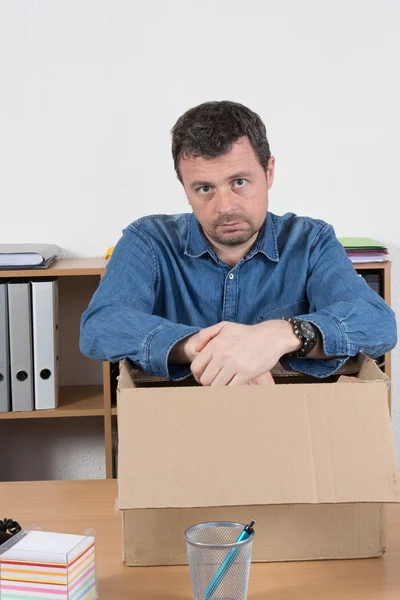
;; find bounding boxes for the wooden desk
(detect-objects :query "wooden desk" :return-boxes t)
[1,480,400,599]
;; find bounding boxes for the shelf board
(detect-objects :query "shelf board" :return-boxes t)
[353,262,390,271]
[1,258,388,277]
[0,385,104,419]
[0,258,107,278]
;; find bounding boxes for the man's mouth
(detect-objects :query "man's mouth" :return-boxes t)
[218,221,242,228]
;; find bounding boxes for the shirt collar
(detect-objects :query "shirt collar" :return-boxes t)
[184,213,212,258]
[248,212,280,262]
[184,212,279,263]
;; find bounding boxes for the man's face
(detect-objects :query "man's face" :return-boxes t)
[179,137,275,248]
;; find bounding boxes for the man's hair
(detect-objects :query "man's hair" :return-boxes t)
[171,100,271,181]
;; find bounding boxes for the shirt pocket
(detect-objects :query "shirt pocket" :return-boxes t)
[258,300,308,322]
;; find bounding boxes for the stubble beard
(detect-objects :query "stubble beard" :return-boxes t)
[207,215,258,247]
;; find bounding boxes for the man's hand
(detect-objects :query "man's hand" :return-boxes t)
[191,320,301,386]
[169,322,275,385]
[169,322,229,364]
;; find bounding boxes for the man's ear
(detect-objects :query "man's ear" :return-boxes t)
[266,156,275,189]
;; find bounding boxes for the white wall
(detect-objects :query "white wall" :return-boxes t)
[1,0,399,479]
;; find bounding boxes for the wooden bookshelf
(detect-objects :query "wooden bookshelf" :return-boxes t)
[2,259,110,477]
[0,385,104,419]
[351,262,389,271]
[354,261,392,387]
[0,258,107,278]
[2,258,392,480]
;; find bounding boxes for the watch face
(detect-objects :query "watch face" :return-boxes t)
[299,321,316,340]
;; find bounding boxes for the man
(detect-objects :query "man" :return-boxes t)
[80,101,396,386]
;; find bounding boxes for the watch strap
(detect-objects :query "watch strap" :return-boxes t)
[283,317,318,358]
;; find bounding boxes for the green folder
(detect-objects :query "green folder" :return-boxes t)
[338,237,387,250]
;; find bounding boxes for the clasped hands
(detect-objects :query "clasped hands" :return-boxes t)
[174,319,301,387]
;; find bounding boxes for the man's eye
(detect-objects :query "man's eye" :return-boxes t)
[234,179,246,187]
[199,186,211,193]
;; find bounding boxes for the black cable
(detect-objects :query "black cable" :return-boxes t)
[0,518,22,545]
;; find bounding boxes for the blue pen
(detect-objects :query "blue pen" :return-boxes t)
[204,520,256,599]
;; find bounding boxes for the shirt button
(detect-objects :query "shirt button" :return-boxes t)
[229,273,235,280]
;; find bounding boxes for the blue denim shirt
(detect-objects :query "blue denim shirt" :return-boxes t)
[80,212,397,380]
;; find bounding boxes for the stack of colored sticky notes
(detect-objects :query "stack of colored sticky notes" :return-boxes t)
[0,530,97,599]
[338,237,389,263]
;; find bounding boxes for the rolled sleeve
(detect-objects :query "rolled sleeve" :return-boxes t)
[145,323,201,380]
[296,311,348,357]
[284,223,397,377]
[284,310,350,378]
[284,356,349,378]
[80,224,202,380]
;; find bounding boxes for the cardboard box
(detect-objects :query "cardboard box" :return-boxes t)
[117,355,400,566]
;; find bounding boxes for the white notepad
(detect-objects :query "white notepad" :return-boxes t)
[1,530,91,563]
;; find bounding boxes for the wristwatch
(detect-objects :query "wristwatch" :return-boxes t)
[283,317,318,358]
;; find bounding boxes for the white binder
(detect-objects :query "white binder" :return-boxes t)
[8,281,34,411]
[32,278,59,410]
[0,279,11,412]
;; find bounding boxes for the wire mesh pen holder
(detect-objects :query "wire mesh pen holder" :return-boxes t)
[184,521,255,600]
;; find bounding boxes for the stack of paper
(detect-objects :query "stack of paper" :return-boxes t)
[338,237,389,263]
[0,530,97,599]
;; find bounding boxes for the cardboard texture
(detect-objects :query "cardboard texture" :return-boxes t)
[117,355,400,566]
[122,504,385,566]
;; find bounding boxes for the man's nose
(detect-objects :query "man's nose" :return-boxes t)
[214,188,234,214]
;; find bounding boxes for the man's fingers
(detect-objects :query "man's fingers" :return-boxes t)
[248,372,275,385]
[209,368,236,387]
[227,373,250,386]
[191,349,213,382]
[229,372,275,386]
[195,365,276,387]
[194,322,228,353]
[199,363,223,387]
[265,372,275,384]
